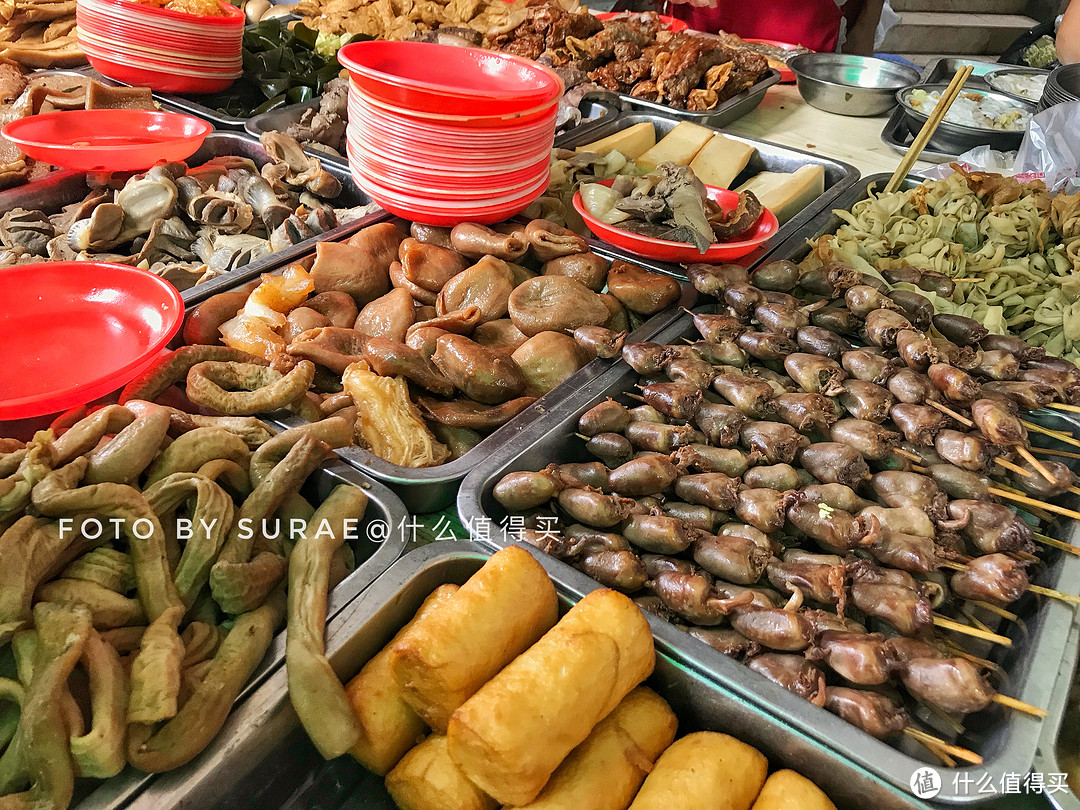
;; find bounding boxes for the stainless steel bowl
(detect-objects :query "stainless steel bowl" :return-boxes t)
[986,66,1050,103]
[897,83,1036,153]
[788,53,919,117]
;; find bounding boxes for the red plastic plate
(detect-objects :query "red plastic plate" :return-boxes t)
[0,262,184,420]
[1,109,213,170]
[573,180,779,263]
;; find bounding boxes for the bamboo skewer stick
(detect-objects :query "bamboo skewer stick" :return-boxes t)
[927,399,973,427]
[1029,584,1080,605]
[961,607,993,634]
[1015,446,1057,484]
[895,448,924,462]
[1032,532,1080,556]
[993,458,1033,478]
[1071,486,1080,497]
[1029,446,1080,460]
[1048,403,1080,414]
[969,601,1019,622]
[904,727,984,766]
[1023,420,1080,448]
[883,65,974,194]
[932,614,1012,646]
[992,694,1047,718]
[951,278,983,283]
[987,486,1080,520]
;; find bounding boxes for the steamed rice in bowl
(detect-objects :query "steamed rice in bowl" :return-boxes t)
[905,88,1031,132]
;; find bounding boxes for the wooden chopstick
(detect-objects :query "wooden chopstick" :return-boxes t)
[883,65,974,194]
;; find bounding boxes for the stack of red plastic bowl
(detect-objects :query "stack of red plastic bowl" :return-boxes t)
[76,0,244,94]
[337,40,563,226]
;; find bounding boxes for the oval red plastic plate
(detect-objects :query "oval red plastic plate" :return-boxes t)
[0,262,184,420]
[574,180,779,264]
[1,109,212,171]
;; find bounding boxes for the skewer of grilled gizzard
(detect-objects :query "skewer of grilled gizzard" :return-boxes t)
[490,257,1080,757]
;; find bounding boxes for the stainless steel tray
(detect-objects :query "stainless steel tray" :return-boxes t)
[619,68,782,128]
[881,105,960,164]
[244,92,623,166]
[111,542,931,810]
[920,58,1002,87]
[77,66,250,129]
[240,233,698,513]
[1034,620,1080,810]
[557,110,862,272]
[456,300,1080,804]
[0,132,383,307]
[77,455,409,809]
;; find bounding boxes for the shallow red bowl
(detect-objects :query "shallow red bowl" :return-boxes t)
[349,128,552,169]
[743,38,808,83]
[0,262,184,420]
[77,16,242,53]
[573,180,779,262]
[356,178,547,226]
[78,28,242,62]
[595,11,687,31]
[338,40,562,117]
[84,51,238,93]
[349,94,558,140]
[353,149,549,191]
[2,109,212,170]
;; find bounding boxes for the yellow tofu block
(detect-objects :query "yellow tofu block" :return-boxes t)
[635,121,715,171]
[688,133,758,189]
[736,164,826,225]
[575,122,656,160]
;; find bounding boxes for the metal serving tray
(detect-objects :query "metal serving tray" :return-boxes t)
[0,132,383,308]
[1034,621,1080,810]
[557,111,862,272]
[456,304,1080,803]
[216,227,697,514]
[76,455,409,809]
[245,92,623,166]
[920,58,1002,88]
[881,105,960,164]
[619,68,782,129]
[110,542,931,810]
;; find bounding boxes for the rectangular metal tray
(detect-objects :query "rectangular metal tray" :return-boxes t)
[1034,619,1080,810]
[557,110,862,272]
[244,92,623,167]
[76,66,251,129]
[108,542,931,810]
[456,301,1080,804]
[920,58,1003,87]
[0,132,383,307]
[218,229,698,514]
[881,105,960,165]
[77,455,409,809]
[619,67,782,128]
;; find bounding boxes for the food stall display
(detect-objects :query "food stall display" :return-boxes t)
[5,1,1080,807]
[463,212,1080,795]
[0,132,378,290]
[172,217,684,472]
[803,169,1080,361]
[0,401,407,810]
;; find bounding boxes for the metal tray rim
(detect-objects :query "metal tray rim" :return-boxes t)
[455,303,1080,804]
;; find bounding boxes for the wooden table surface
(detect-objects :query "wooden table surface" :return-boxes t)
[724,83,935,177]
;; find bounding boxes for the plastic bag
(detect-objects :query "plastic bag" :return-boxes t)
[1014,101,1080,192]
[916,101,1080,192]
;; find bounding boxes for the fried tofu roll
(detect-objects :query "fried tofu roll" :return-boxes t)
[385,734,497,810]
[628,732,768,810]
[389,546,558,731]
[344,584,459,775]
[751,770,837,810]
[447,588,655,806]
[509,686,677,810]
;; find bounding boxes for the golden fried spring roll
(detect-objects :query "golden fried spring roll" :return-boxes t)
[345,584,459,775]
[385,734,497,810]
[751,770,837,810]
[447,588,655,806]
[390,546,558,731]
[628,732,768,810]
[509,686,677,810]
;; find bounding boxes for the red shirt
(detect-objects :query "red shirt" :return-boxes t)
[669,0,861,53]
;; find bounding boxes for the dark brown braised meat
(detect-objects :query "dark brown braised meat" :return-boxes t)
[899,657,994,715]
[748,653,827,705]
[825,687,908,739]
